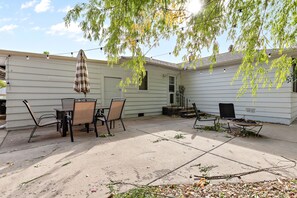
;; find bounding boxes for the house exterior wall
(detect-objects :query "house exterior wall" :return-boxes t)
[5,55,102,129]
[4,53,179,130]
[291,93,297,123]
[181,64,293,125]
[3,49,296,128]
[123,65,180,117]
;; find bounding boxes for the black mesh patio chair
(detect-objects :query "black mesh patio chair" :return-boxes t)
[23,100,60,143]
[219,103,263,135]
[192,103,218,129]
[67,99,98,142]
[219,103,236,119]
[96,98,126,135]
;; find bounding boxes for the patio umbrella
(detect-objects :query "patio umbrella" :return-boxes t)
[74,49,90,97]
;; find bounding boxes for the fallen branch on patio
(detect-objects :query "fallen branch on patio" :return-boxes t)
[20,173,50,186]
[194,158,296,181]
[61,161,71,167]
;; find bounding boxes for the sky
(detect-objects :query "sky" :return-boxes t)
[0,0,231,63]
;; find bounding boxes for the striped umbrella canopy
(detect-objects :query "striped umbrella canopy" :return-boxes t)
[74,49,90,96]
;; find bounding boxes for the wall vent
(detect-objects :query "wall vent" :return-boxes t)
[138,113,144,117]
[246,108,256,113]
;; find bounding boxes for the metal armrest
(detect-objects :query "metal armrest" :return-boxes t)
[38,114,57,124]
[39,114,56,119]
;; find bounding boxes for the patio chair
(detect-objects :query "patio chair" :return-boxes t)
[219,103,236,119]
[192,103,218,129]
[67,99,98,142]
[61,98,75,110]
[219,103,263,135]
[96,98,126,135]
[23,100,60,143]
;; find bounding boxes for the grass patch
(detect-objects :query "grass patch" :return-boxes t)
[112,186,159,198]
[202,123,226,132]
[199,165,218,173]
[99,133,115,137]
[174,133,185,139]
[152,138,168,143]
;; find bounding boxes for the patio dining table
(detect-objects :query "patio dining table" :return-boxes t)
[54,106,109,137]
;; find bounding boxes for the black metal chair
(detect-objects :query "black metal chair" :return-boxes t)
[219,103,263,135]
[192,103,217,129]
[67,99,98,142]
[219,103,236,119]
[96,98,126,135]
[23,100,59,143]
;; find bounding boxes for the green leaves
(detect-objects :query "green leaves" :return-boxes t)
[64,0,297,95]
[0,80,6,89]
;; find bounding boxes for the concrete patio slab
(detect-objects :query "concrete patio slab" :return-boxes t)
[134,129,230,152]
[151,153,283,186]
[0,127,204,197]
[0,115,296,197]
[210,143,294,169]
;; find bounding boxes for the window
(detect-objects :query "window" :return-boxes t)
[169,76,175,92]
[169,76,175,104]
[139,71,148,90]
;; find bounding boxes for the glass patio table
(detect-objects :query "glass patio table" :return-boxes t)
[227,119,263,136]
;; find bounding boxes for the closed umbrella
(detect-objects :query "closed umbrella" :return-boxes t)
[74,49,90,97]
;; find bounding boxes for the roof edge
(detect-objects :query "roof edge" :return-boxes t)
[0,49,109,64]
[180,48,297,70]
[120,56,179,70]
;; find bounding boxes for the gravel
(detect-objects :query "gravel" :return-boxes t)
[153,178,297,198]
[114,178,297,198]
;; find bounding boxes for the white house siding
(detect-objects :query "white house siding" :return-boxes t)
[3,51,179,130]
[123,64,180,117]
[181,64,293,125]
[97,63,180,118]
[291,93,297,123]
[5,55,103,129]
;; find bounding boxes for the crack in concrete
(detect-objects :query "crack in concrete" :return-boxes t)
[0,129,8,148]
[143,130,236,185]
[134,128,294,185]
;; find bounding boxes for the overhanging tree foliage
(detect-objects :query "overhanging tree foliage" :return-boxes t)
[64,0,297,95]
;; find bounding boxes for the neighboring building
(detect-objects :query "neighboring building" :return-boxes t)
[0,49,296,130]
